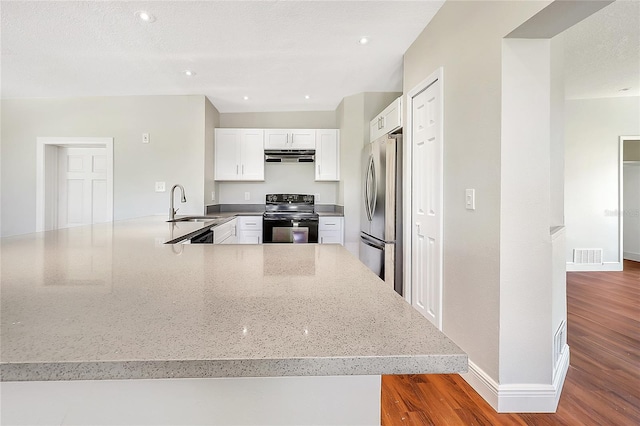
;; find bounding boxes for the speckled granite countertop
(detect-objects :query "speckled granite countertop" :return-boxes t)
[0,216,466,382]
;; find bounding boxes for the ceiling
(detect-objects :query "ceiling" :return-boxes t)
[0,0,444,113]
[1,1,638,112]
[562,0,640,99]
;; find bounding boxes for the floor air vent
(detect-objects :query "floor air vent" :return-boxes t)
[573,248,603,264]
[554,320,567,369]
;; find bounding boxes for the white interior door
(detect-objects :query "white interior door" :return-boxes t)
[58,147,108,229]
[411,76,443,329]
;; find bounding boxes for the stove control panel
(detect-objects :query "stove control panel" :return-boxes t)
[266,194,314,205]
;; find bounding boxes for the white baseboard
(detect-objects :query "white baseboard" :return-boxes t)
[460,346,570,413]
[566,261,622,272]
[623,252,640,262]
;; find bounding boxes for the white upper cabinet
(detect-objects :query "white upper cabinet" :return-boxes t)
[214,129,264,181]
[369,96,402,142]
[315,129,340,181]
[264,129,316,150]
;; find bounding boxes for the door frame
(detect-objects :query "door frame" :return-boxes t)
[403,67,444,330]
[620,135,640,264]
[36,137,114,232]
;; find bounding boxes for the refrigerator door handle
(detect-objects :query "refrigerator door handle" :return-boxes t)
[369,155,377,220]
[361,238,383,250]
[364,154,374,221]
[361,234,385,250]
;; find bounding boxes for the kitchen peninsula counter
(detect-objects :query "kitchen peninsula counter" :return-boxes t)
[1,216,465,424]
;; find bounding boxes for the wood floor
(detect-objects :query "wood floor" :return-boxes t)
[382,260,640,425]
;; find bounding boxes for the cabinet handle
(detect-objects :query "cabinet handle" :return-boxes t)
[242,164,244,175]
[236,164,239,174]
[381,116,385,129]
[317,164,320,175]
[290,133,294,145]
[246,222,256,226]
[286,133,289,145]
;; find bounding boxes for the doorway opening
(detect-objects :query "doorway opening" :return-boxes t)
[621,136,640,264]
[36,137,114,232]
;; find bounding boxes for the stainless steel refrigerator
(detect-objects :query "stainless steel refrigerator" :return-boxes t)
[359,133,403,295]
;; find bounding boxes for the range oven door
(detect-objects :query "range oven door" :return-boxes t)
[263,218,318,243]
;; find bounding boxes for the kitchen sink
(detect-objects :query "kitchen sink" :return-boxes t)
[167,216,223,223]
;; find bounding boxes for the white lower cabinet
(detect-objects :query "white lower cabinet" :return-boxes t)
[318,217,344,245]
[237,216,263,244]
[214,218,238,244]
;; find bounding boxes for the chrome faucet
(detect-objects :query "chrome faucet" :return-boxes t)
[169,184,186,220]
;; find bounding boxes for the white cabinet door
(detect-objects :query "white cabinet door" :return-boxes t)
[315,130,340,181]
[215,129,264,181]
[214,129,241,180]
[214,218,237,244]
[381,97,402,134]
[369,97,402,142]
[265,129,316,150]
[290,129,315,149]
[264,129,290,149]
[318,217,344,245]
[240,129,265,181]
[237,216,263,244]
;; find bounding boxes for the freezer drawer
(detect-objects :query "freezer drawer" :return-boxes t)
[360,233,400,295]
[360,236,385,279]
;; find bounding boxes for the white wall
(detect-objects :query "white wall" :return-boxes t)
[219,111,336,129]
[565,97,640,268]
[403,0,549,388]
[1,96,210,237]
[205,99,220,206]
[623,160,640,261]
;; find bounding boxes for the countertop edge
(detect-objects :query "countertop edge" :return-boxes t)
[0,354,467,382]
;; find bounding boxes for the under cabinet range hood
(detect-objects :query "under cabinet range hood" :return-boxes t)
[264,149,315,163]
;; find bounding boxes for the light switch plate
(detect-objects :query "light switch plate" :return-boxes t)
[142,133,150,144]
[465,189,475,210]
[155,182,166,192]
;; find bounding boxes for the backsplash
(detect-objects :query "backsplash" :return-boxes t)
[217,163,338,204]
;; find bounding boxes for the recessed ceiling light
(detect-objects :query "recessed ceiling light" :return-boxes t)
[305,95,310,100]
[135,11,156,23]
[619,87,631,92]
[358,37,369,45]
[183,70,196,77]
[243,96,249,101]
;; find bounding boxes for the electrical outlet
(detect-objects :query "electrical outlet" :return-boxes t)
[314,193,320,203]
[142,133,150,144]
[155,182,166,192]
[244,192,250,201]
[211,191,216,201]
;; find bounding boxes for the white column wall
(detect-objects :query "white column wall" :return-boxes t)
[500,38,553,385]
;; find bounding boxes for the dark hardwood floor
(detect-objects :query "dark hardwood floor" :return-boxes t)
[382,260,640,425]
